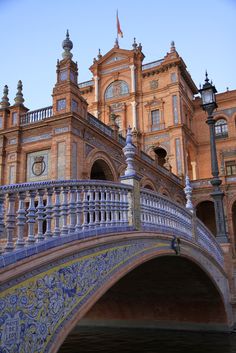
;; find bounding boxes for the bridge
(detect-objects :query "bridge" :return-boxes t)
[0,174,233,353]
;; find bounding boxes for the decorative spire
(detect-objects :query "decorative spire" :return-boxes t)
[132,37,137,50]
[205,70,209,83]
[184,175,193,212]
[62,29,73,59]
[114,38,119,49]
[0,85,10,108]
[123,127,136,177]
[138,42,142,51]
[14,80,24,106]
[170,40,175,52]
[97,48,102,60]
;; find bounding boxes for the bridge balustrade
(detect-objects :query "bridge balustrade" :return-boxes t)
[0,180,132,265]
[0,180,224,268]
[140,189,224,266]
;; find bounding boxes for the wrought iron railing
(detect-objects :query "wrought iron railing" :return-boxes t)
[20,106,53,125]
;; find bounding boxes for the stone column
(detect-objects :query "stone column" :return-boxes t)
[129,65,136,93]
[131,101,137,129]
[94,76,99,102]
[191,161,197,180]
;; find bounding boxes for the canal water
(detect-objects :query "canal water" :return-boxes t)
[58,327,236,353]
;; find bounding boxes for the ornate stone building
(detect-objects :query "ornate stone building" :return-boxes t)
[0,31,236,248]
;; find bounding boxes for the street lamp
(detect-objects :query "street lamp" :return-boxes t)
[199,72,228,243]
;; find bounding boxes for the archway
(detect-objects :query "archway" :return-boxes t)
[154,147,167,167]
[90,159,114,181]
[196,200,216,236]
[59,256,228,350]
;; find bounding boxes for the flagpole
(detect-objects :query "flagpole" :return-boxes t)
[116,9,119,47]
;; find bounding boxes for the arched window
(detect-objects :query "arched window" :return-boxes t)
[105,80,129,100]
[215,119,228,138]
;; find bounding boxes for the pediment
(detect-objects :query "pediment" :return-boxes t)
[105,55,127,65]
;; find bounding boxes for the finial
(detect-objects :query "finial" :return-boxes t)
[132,37,137,50]
[14,80,24,106]
[122,127,136,177]
[226,87,229,92]
[97,48,102,59]
[138,42,142,51]
[62,29,73,59]
[114,38,119,48]
[0,85,10,108]
[205,70,209,82]
[170,40,175,52]
[184,175,193,212]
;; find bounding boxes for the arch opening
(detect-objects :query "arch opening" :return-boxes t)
[154,147,167,167]
[90,159,114,181]
[59,255,227,352]
[196,200,216,236]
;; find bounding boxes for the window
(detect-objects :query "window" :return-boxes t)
[0,116,3,129]
[151,110,161,131]
[225,160,236,176]
[171,72,177,82]
[57,99,66,111]
[215,119,228,138]
[172,95,179,124]
[12,112,17,125]
[71,99,78,112]
[105,80,129,100]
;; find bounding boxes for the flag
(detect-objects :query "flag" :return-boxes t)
[116,10,123,38]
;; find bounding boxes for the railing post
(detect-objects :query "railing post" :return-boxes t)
[36,189,45,241]
[16,191,26,248]
[69,186,77,234]
[26,190,37,244]
[61,186,69,235]
[5,193,16,251]
[53,187,61,237]
[121,175,141,230]
[45,188,53,238]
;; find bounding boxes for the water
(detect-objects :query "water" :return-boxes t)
[58,327,236,353]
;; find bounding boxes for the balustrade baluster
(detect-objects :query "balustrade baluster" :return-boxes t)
[45,188,53,238]
[110,188,115,226]
[36,189,45,241]
[94,187,100,227]
[0,194,5,253]
[75,186,82,232]
[5,193,16,251]
[26,190,36,244]
[114,189,119,226]
[122,189,129,226]
[61,187,69,235]
[16,191,26,247]
[69,186,76,234]
[88,186,95,229]
[82,186,89,230]
[53,187,61,237]
[99,186,106,228]
[105,187,111,227]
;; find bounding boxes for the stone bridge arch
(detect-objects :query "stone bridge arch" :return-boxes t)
[0,232,232,353]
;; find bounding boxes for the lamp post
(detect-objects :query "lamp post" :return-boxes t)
[199,72,228,243]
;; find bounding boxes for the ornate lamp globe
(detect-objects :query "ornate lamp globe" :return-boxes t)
[199,72,217,114]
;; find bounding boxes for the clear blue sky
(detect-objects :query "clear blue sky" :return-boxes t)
[0,0,235,110]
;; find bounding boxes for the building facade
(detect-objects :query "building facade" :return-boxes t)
[0,32,236,249]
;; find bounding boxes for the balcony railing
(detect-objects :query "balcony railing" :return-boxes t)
[20,106,53,125]
[88,113,114,138]
[142,59,164,71]
[78,80,94,89]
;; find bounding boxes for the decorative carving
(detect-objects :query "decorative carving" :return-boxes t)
[150,80,159,89]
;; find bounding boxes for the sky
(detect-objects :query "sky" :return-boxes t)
[0,0,235,110]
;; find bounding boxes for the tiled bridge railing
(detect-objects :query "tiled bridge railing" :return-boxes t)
[0,180,224,268]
